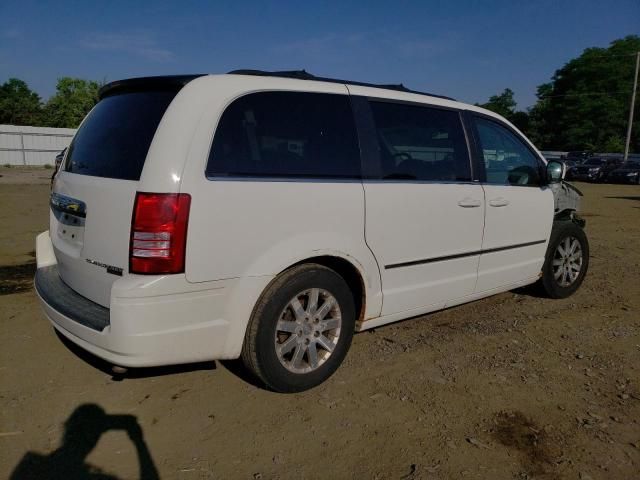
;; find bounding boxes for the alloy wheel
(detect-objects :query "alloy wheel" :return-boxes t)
[275,288,342,374]
[552,236,583,287]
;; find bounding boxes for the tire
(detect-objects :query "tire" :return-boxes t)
[540,220,589,299]
[241,263,356,393]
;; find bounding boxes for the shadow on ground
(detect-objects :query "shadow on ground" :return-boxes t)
[55,331,217,380]
[57,330,266,388]
[10,404,159,480]
[219,359,264,388]
[0,261,36,296]
[512,283,547,299]
[605,195,640,202]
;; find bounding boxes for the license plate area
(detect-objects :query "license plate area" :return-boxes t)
[53,210,85,247]
[50,193,87,250]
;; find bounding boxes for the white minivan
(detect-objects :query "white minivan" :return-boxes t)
[36,71,588,392]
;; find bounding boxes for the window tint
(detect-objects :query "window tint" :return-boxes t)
[369,101,470,181]
[206,92,360,178]
[474,117,541,186]
[65,91,177,180]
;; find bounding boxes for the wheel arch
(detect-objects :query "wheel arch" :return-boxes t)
[285,255,367,328]
[554,209,586,228]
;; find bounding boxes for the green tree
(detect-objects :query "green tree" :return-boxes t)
[476,88,531,134]
[42,77,101,128]
[527,83,554,148]
[601,135,626,153]
[528,35,640,152]
[0,78,43,125]
[509,110,530,133]
[477,88,517,118]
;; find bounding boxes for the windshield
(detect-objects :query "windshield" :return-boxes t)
[65,91,177,180]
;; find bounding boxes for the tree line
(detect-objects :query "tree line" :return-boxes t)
[476,35,639,153]
[0,77,101,129]
[1,35,638,151]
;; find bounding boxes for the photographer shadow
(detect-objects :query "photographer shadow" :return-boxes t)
[10,404,159,480]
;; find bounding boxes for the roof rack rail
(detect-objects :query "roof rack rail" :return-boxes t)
[228,69,455,101]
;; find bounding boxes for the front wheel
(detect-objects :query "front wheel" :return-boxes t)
[540,220,589,298]
[241,263,355,392]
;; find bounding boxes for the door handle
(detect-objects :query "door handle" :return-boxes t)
[489,197,510,207]
[457,197,482,208]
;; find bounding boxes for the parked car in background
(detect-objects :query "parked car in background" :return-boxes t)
[562,159,578,180]
[563,151,592,162]
[541,152,563,163]
[571,157,622,182]
[606,161,640,184]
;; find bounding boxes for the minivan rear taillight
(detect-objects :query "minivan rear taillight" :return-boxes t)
[130,192,191,274]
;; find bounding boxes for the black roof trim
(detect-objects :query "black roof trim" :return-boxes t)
[98,71,456,102]
[228,69,455,101]
[99,74,206,99]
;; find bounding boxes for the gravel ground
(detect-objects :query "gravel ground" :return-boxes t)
[1,167,638,479]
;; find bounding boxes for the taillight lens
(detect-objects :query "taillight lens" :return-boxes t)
[130,192,191,274]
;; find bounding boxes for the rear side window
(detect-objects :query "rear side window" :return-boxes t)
[206,92,360,178]
[369,101,471,181]
[65,91,177,180]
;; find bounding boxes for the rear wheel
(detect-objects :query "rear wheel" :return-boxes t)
[540,220,589,298]
[241,263,355,392]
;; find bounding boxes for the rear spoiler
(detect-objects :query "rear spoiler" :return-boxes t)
[99,75,206,99]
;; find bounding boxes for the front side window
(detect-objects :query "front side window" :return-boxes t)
[369,101,471,181]
[474,116,541,186]
[206,91,360,178]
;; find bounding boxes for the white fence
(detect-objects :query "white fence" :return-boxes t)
[0,124,76,166]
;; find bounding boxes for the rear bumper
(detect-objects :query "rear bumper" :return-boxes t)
[35,266,110,331]
[35,231,273,368]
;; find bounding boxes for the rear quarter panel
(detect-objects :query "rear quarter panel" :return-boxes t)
[176,75,383,320]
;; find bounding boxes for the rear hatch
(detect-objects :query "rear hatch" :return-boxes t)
[50,87,181,307]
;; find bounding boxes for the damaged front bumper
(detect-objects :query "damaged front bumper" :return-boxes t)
[550,181,583,218]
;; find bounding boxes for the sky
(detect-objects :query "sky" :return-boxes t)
[1,0,639,109]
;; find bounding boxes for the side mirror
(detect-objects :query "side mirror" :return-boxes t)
[546,161,565,183]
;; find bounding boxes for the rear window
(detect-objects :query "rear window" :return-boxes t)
[206,91,360,178]
[64,91,177,180]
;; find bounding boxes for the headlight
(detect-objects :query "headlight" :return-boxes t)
[589,168,599,172]
[627,172,639,176]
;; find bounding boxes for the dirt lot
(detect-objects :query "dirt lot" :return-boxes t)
[1,166,638,479]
